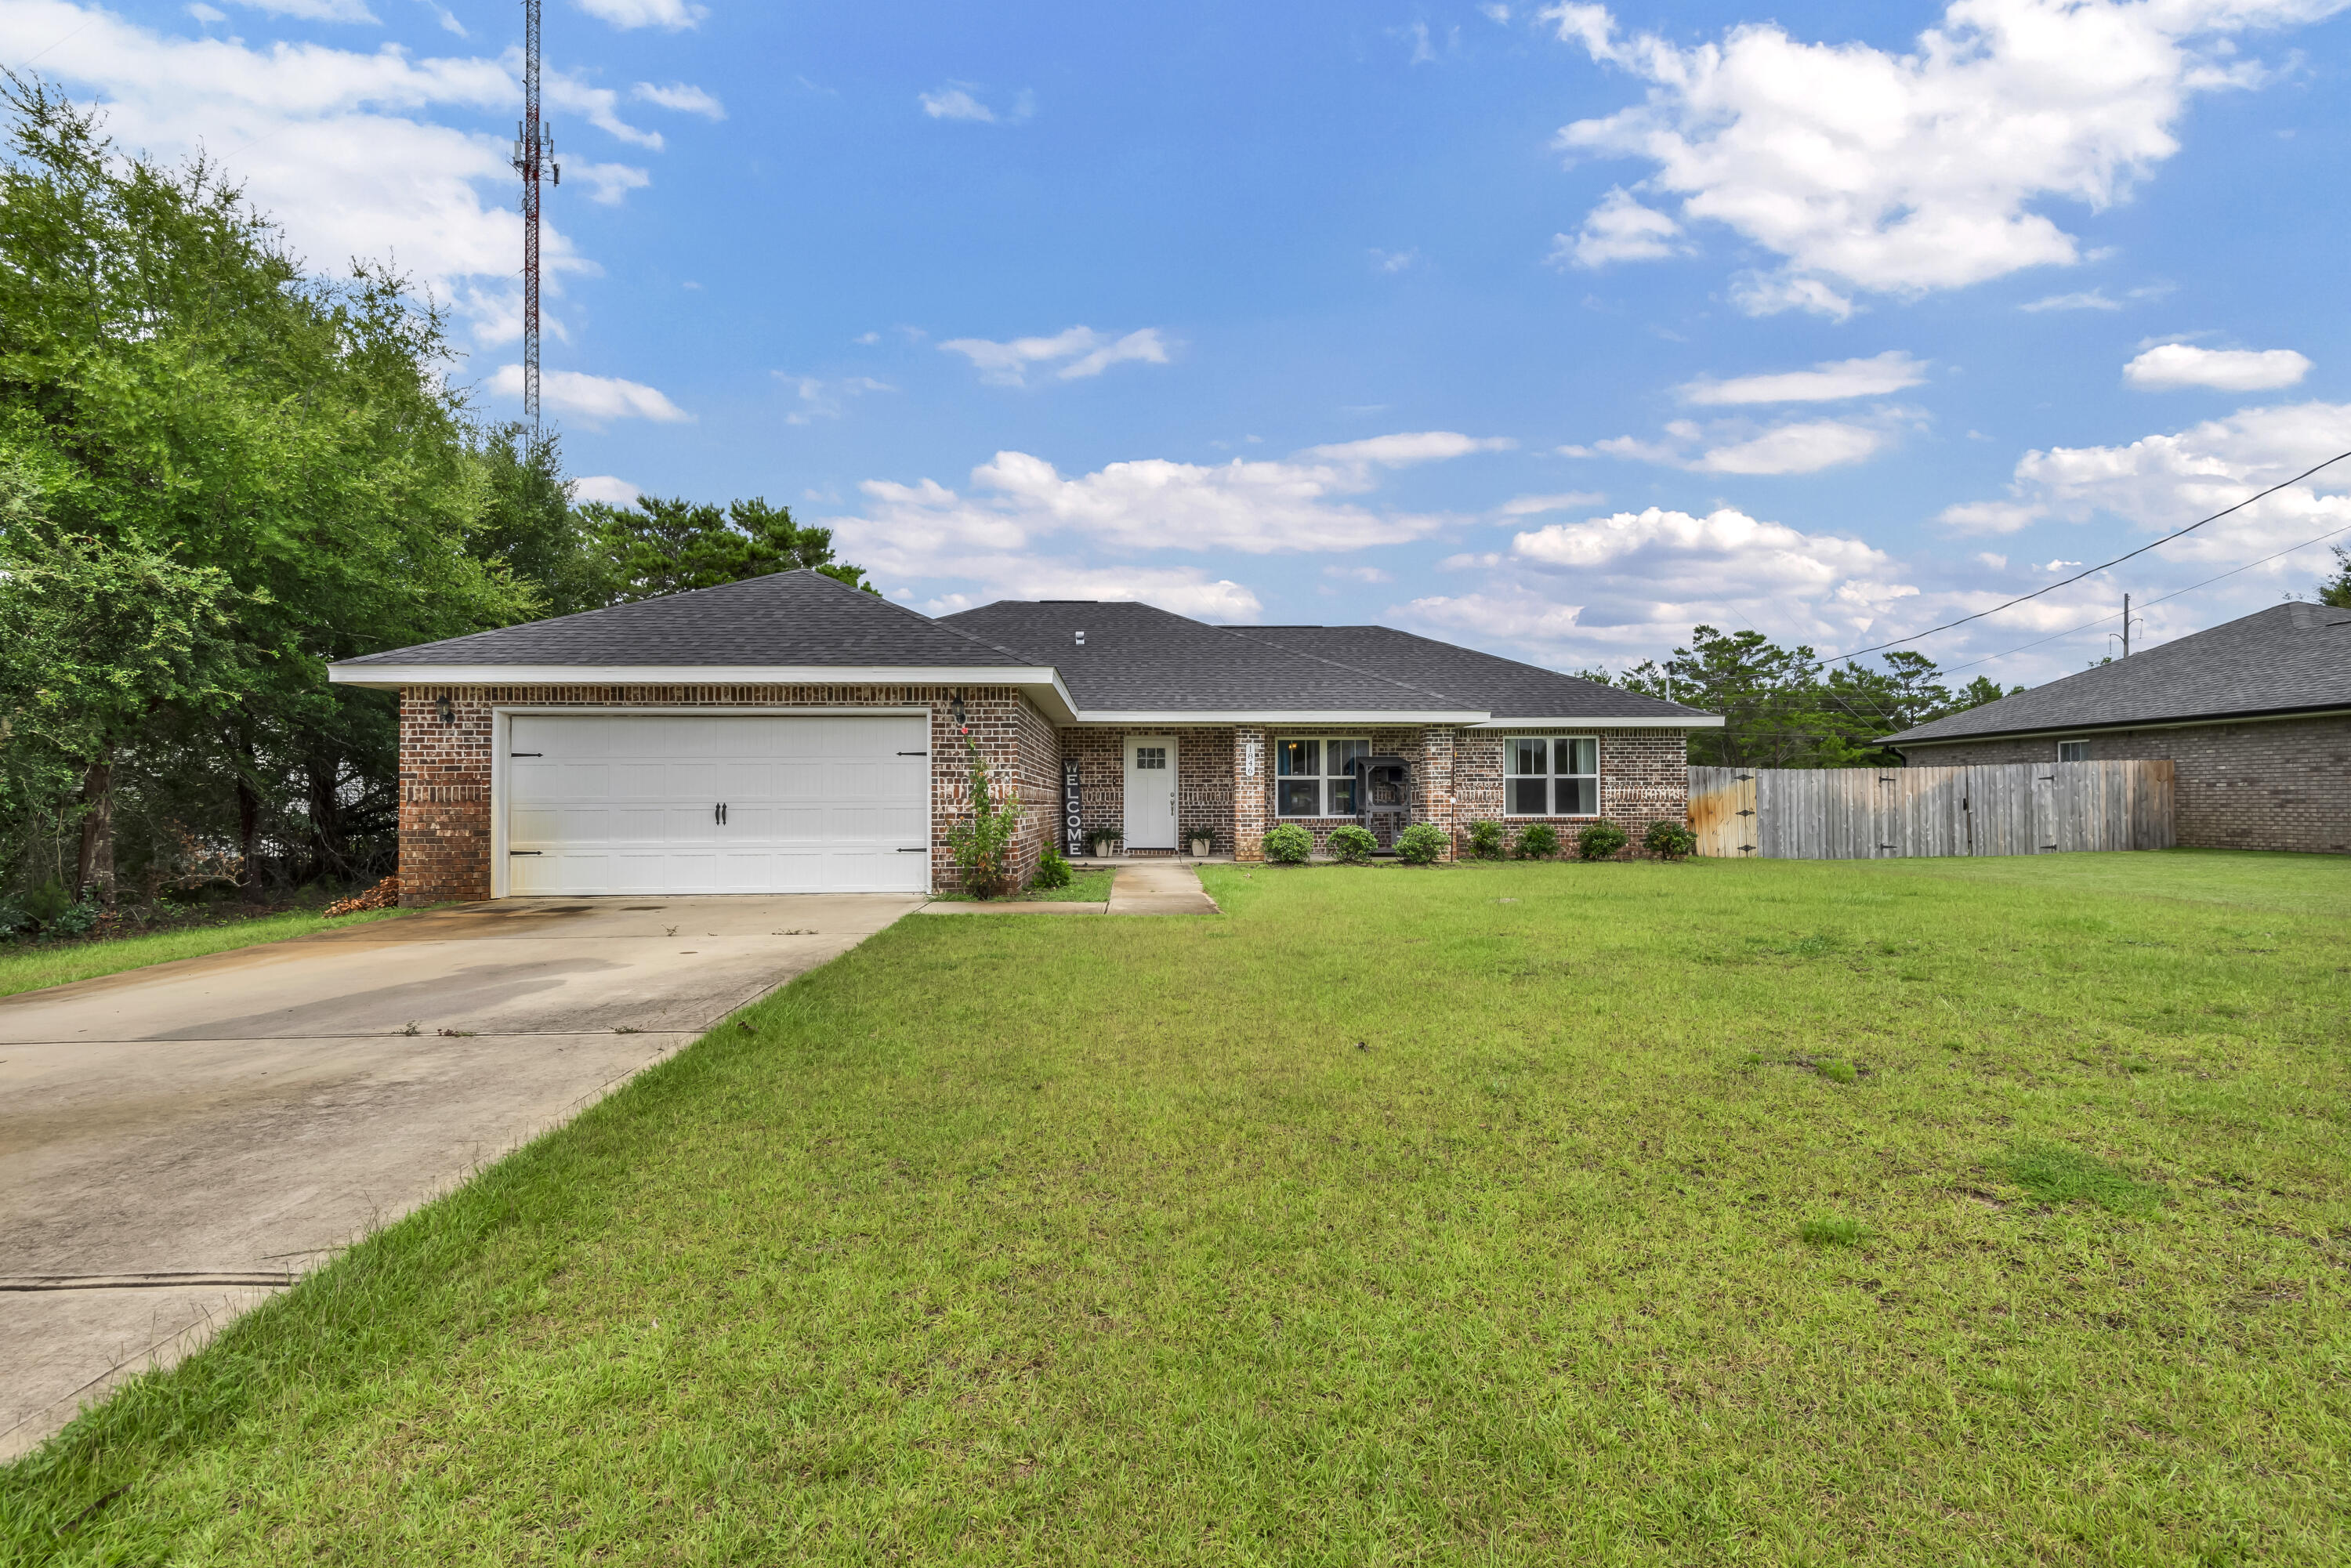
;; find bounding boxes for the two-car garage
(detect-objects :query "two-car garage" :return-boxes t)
[501,712,933,896]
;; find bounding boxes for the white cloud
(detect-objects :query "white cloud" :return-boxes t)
[2,1,667,349]
[1693,419,1890,475]
[776,372,893,425]
[1938,402,2351,557]
[1400,503,1916,662]
[919,83,1033,124]
[632,81,724,118]
[187,2,226,18]
[939,326,1171,386]
[1567,412,1905,475]
[1324,565,1394,584]
[1370,247,1421,273]
[2123,343,2311,391]
[572,161,651,205]
[490,365,691,423]
[415,0,465,35]
[1303,431,1513,466]
[2021,289,2121,312]
[1546,0,2347,310]
[571,474,643,505]
[573,0,705,30]
[1498,491,1607,516]
[1680,351,1929,406]
[1551,185,1683,269]
[545,67,664,150]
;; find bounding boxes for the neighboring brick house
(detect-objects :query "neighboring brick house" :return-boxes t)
[329,571,1719,903]
[1884,601,2351,855]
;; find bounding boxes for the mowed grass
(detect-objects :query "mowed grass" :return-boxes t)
[6,851,2349,1564]
[0,906,408,1001]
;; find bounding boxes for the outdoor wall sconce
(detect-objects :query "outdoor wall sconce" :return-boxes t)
[949,693,967,731]
[437,695,454,725]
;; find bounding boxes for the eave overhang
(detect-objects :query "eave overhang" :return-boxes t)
[327,662,1081,725]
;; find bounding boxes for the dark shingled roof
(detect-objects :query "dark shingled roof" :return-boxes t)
[936,600,1472,713]
[1888,602,2351,746]
[335,569,1038,669]
[1238,625,1708,722]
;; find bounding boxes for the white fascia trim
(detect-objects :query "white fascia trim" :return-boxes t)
[1466,715,1722,730]
[1073,710,1488,725]
[329,662,1079,723]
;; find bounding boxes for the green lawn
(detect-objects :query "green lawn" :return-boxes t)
[0,905,408,1000]
[6,851,2347,1564]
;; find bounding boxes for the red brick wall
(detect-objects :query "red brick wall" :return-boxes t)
[1056,726,1239,855]
[1900,715,2351,854]
[1241,726,1455,858]
[1454,728,1693,857]
[395,683,1056,904]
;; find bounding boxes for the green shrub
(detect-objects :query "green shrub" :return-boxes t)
[1643,819,1697,860]
[1030,846,1073,891]
[1575,820,1629,860]
[1395,823,1447,865]
[1465,820,1505,860]
[944,741,1020,898]
[1327,824,1377,864]
[1261,822,1313,865]
[1084,827,1122,856]
[1512,823,1559,860]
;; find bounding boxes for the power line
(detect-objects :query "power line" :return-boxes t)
[1933,515,2351,680]
[1824,447,2351,664]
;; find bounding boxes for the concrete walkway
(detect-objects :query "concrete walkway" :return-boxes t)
[0,893,918,1460]
[917,860,1219,917]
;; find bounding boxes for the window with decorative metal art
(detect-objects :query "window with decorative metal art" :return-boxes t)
[1275,737,1369,816]
[1505,736,1599,817]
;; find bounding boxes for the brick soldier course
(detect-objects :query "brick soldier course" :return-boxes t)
[334,572,1720,900]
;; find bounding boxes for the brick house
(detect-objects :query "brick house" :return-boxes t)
[1883,601,2351,854]
[328,570,1720,901]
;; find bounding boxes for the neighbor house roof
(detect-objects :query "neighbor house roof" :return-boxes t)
[1886,601,2351,747]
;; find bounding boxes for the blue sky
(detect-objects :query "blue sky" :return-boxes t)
[10,0,2351,682]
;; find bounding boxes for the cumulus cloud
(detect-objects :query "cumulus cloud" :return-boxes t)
[1550,185,1684,269]
[2,0,665,346]
[2123,343,2311,391]
[1498,491,1607,516]
[574,0,705,30]
[491,365,691,423]
[1546,0,2346,311]
[1937,402,2351,563]
[1679,351,1929,406]
[571,474,643,505]
[1566,411,1907,475]
[1400,503,1920,662]
[2021,289,2122,312]
[225,0,376,20]
[1303,432,1513,466]
[632,81,724,118]
[939,326,1171,386]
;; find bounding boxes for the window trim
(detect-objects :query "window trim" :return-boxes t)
[2056,739,2091,762]
[1273,736,1371,818]
[1503,733,1601,819]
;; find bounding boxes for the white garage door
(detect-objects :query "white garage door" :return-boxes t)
[504,713,931,895]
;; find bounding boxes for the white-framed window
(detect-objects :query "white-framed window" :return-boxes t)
[1275,737,1369,816]
[1505,736,1599,817]
[1134,744,1169,771]
[2056,740,2090,762]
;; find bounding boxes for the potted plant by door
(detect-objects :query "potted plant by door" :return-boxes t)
[1085,827,1123,859]
[1183,825,1214,858]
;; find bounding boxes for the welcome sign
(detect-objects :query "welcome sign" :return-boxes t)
[1063,757,1084,856]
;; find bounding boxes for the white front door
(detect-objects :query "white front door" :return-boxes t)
[1123,735,1177,850]
[504,712,931,895]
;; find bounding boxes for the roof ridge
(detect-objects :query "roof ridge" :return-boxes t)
[1214,625,1480,708]
[800,569,1048,667]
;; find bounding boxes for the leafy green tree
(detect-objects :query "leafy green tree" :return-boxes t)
[578,494,875,603]
[468,424,607,618]
[2320,546,2351,609]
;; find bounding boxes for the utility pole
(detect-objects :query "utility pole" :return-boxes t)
[2122,592,2131,657]
[512,0,558,432]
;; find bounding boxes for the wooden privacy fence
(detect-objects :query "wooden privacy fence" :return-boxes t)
[1687,760,2175,860]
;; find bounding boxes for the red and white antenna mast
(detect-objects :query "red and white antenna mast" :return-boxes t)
[513,0,558,431]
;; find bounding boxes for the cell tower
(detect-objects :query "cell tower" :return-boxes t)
[513,0,558,430]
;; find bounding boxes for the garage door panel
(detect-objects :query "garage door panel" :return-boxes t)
[504,713,930,895]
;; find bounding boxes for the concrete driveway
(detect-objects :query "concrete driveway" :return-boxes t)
[0,894,918,1459]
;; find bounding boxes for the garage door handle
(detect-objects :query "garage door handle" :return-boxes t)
[510,751,542,758]
[897,847,926,853]
[897,751,928,756]
[509,850,542,856]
